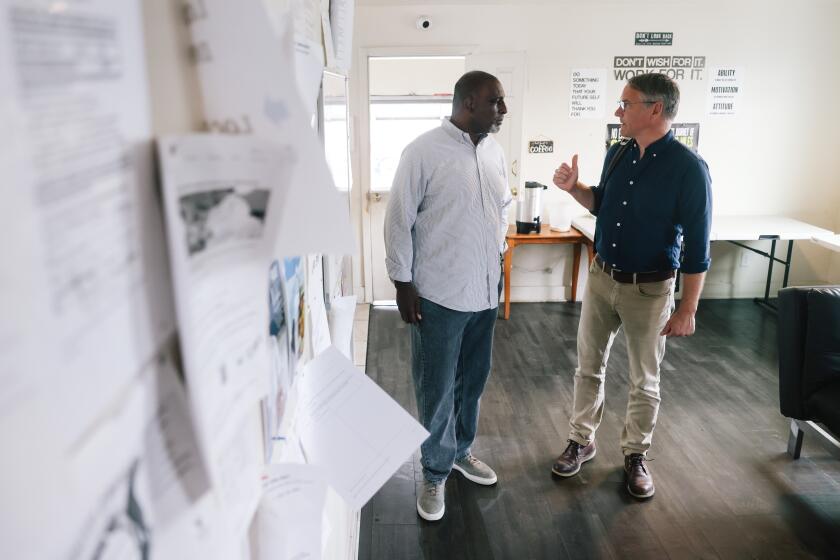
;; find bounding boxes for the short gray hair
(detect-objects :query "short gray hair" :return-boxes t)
[627,73,680,120]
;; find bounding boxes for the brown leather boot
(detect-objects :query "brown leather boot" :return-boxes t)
[624,453,655,498]
[551,440,596,477]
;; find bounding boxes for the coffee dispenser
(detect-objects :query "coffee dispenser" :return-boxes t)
[515,181,548,234]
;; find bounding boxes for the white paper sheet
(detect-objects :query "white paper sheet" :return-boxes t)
[263,259,293,460]
[307,254,332,356]
[295,347,429,509]
[263,0,326,112]
[53,343,207,560]
[569,68,606,119]
[263,337,291,460]
[292,0,327,111]
[320,0,336,72]
[310,297,332,356]
[326,0,354,73]
[182,0,355,258]
[0,0,174,446]
[275,418,309,465]
[138,351,212,529]
[2,7,172,552]
[158,135,274,442]
[157,135,275,537]
[68,371,151,519]
[1,92,67,553]
[0,392,70,560]
[328,295,357,362]
[212,409,265,538]
[707,66,744,116]
[254,463,328,560]
[0,340,173,560]
[149,492,240,560]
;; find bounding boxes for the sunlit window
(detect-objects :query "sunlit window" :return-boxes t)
[369,97,452,192]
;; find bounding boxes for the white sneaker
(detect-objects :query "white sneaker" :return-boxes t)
[452,454,498,485]
[416,479,445,521]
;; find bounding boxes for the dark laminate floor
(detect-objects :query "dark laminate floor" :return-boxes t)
[359,300,840,560]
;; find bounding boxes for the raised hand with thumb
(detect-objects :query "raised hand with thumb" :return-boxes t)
[552,154,579,192]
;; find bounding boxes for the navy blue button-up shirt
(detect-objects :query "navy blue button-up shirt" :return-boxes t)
[591,130,712,274]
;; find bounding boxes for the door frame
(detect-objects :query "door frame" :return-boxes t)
[353,45,477,303]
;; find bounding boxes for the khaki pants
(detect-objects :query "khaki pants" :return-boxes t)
[569,260,675,456]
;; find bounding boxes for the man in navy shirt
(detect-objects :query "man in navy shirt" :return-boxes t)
[549,74,712,499]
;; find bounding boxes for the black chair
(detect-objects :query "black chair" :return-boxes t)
[778,285,840,459]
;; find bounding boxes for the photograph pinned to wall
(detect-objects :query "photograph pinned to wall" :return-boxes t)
[605,123,699,152]
[671,123,700,152]
[605,124,623,150]
[179,183,269,257]
[283,256,306,367]
[263,259,292,459]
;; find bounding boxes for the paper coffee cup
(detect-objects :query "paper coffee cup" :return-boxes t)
[550,205,572,232]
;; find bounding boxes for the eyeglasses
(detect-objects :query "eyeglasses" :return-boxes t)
[617,100,656,111]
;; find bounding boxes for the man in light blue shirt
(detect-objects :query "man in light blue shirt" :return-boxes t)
[384,70,512,522]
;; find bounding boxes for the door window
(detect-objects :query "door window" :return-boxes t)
[369,98,452,192]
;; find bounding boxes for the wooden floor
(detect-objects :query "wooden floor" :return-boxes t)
[359,300,840,560]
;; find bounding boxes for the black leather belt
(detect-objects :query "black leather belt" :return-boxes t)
[595,255,675,284]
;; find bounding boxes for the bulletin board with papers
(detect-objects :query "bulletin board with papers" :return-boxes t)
[0,1,428,559]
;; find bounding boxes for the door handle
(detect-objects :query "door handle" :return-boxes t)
[367,192,382,202]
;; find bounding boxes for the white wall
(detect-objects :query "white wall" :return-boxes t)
[352,0,840,299]
[141,2,358,559]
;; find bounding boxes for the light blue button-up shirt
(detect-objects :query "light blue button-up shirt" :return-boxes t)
[384,118,512,312]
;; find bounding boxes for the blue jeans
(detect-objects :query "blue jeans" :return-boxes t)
[411,298,497,483]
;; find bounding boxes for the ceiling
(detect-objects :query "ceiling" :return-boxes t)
[357,0,573,5]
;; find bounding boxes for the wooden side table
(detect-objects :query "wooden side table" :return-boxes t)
[503,225,593,320]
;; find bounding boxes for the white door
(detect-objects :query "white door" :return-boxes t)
[362,52,526,302]
[465,52,526,199]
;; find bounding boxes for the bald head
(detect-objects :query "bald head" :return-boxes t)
[452,71,500,111]
[450,70,507,138]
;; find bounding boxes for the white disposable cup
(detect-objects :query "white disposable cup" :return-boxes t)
[550,204,572,232]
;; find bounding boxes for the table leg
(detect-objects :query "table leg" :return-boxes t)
[571,243,581,302]
[586,242,595,265]
[782,240,794,288]
[504,245,513,319]
[764,239,777,303]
